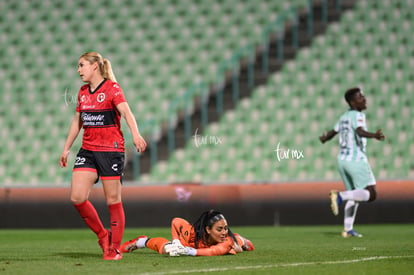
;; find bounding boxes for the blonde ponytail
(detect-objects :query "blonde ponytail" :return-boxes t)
[80,52,117,82]
[102,58,117,82]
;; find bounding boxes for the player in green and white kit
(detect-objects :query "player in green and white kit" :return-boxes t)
[319,87,385,237]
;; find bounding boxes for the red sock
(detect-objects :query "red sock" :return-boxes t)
[73,200,106,239]
[108,202,125,250]
[146,237,169,254]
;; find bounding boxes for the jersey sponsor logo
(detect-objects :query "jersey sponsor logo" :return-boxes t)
[81,110,116,127]
[97,93,106,103]
[82,113,105,125]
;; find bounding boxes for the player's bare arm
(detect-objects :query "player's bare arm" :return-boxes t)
[319,129,338,144]
[59,112,82,167]
[116,102,147,153]
[356,127,385,141]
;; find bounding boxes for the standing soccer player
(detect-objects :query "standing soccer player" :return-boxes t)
[319,87,385,237]
[59,52,147,260]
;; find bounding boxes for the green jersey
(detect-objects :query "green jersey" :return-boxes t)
[334,110,367,161]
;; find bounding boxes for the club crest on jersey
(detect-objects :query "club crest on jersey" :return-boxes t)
[97,93,106,103]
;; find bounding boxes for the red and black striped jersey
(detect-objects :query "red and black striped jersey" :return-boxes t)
[76,79,126,152]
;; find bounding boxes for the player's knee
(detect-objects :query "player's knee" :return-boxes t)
[105,195,121,205]
[70,196,87,205]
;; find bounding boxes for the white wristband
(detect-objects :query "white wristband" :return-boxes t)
[185,247,197,256]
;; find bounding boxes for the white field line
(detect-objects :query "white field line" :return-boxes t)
[138,255,414,275]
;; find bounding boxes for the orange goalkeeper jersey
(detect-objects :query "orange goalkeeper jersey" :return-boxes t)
[170,217,237,256]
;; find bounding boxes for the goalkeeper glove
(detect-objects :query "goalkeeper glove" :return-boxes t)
[164,240,197,256]
[178,246,197,256]
[164,242,181,256]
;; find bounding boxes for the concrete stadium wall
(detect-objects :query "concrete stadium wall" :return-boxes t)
[0,180,413,228]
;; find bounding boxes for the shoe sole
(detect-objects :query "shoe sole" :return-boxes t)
[330,190,339,216]
[342,231,363,238]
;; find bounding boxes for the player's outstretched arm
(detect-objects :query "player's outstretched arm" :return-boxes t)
[319,129,338,144]
[356,127,385,141]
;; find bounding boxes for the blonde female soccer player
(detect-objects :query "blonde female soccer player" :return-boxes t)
[121,210,255,256]
[59,52,147,260]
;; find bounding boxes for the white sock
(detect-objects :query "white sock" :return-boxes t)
[344,200,359,231]
[136,237,148,248]
[340,189,370,202]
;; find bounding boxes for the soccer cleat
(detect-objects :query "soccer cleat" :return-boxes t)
[98,229,112,253]
[103,248,123,260]
[120,235,148,253]
[329,190,340,216]
[342,230,363,238]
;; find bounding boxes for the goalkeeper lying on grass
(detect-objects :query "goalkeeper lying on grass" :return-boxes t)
[121,209,254,256]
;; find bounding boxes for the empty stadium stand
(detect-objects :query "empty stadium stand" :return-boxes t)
[143,0,413,183]
[0,0,412,186]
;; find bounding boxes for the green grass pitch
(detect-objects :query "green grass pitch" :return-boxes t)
[1,224,413,274]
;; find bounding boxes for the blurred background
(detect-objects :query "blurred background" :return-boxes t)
[0,0,413,228]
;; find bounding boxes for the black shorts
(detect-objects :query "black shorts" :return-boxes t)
[73,148,125,181]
